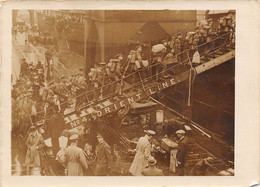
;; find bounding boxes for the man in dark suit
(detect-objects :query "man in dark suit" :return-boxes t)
[141,158,164,176]
[47,107,65,156]
[94,133,113,176]
[176,129,189,176]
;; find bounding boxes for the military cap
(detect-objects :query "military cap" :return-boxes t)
[176,129,186,134]
[161,39,168,43]
[69,134,79,140]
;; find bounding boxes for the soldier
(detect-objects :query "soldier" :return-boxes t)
[127,44,145,84]
[174,32,184,64]
[62,134,89,176]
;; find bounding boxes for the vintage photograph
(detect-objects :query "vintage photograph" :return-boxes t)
[11,10,235,176]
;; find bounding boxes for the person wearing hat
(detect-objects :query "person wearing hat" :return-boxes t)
[24,125,45,175]
[94,133,113,176]
[189,156,214,176]
[141,157,164,176]
[62,134,89,176]
[175,129,190,176]
[129,130,156,176]
[174,33,184,65]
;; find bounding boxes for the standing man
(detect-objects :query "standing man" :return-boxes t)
[88,110,101,153]
[176,129,190,176]
[129,130,156,176]
[25,126,45,175]
[94,133,113,176]
[47,107,65,157]
[20,58,28,77]
[62,134,89,176]
[141,157,164,176]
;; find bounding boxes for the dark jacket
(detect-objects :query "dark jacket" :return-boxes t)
[94,141,113,176]
[176,136,189,168]
[142,166,164,176]
[47,113,65,138]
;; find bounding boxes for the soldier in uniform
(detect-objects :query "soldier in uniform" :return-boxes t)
[174,32,184,65]
[62,134,89,176]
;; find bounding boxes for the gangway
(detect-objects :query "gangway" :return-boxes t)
[28,31,235,130]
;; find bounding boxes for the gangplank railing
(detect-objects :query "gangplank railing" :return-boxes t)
[29,30,235,125]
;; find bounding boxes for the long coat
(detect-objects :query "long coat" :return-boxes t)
[129,135,154,176]
[94,141,113,176]
[176,136,190,168]
[64,145,88,176]
[25,132,45,168]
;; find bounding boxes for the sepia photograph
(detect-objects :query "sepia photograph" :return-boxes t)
[10,9,236,177]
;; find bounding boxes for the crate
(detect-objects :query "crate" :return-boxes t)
[161,138,178,152]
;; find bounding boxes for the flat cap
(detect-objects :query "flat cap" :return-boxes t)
[176,129,186,134]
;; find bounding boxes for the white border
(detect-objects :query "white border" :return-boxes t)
[1,1,260,187]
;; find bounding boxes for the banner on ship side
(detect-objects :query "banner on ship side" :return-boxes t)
[65,70,191,128]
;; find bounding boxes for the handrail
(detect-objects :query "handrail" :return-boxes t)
[15,29,235,119]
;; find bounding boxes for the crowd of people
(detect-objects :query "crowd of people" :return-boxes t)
[12,14,235,176]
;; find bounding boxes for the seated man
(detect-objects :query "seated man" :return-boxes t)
[141,157,164,176]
